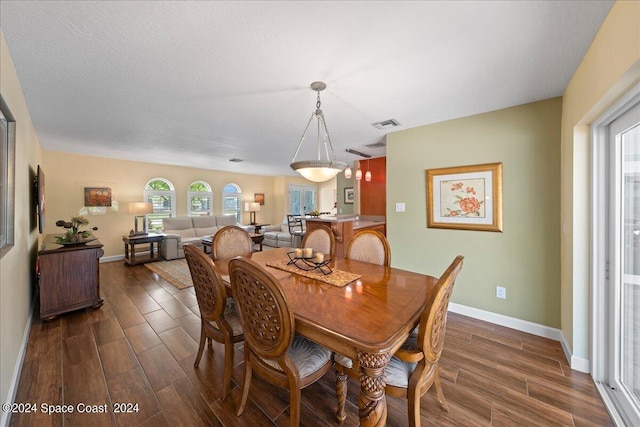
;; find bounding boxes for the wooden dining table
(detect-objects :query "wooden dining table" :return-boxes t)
[214,247,437,427]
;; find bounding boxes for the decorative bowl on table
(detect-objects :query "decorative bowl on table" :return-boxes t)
[55,216,99,245]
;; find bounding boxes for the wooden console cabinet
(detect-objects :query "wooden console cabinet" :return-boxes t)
[37,234,104,320]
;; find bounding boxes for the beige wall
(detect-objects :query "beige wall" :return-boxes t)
[41,151,307,258]
[561,1,640,362]
[0,31,42,414]
[387,97,562,327]
[41,152,337,258]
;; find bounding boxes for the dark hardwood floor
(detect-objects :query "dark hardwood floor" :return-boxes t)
[10,260,613,426]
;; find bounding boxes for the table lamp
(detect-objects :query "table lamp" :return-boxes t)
[128,202,153,235]
[247,202,260,225]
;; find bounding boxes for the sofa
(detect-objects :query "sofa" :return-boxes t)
[262,216,306,248]
[160,215,254,260]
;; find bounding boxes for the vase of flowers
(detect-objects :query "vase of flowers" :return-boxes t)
[55,216,99,245]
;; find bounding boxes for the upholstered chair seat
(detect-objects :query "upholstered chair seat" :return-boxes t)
[260,335,332,378]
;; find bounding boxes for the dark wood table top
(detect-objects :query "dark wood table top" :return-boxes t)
[215,247,436,355]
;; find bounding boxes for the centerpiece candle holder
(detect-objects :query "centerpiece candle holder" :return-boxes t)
[287,251,332,275]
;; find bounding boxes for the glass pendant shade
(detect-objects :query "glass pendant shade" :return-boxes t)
[290,82,346,183]
[355,169,362,181]
[344,166,352,178]
[365,170,372,182]
[291,161,343,182]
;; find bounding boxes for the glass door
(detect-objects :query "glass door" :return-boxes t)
[289,184,316,215]
[606,99,640,425]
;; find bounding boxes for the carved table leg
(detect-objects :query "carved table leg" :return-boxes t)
[358,350,390,427]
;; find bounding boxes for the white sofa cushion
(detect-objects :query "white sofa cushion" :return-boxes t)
[192,216,219,236]
[215,215,237,227]
[163,217,196,238]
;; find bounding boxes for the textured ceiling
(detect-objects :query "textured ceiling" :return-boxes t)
[1,1,613,177]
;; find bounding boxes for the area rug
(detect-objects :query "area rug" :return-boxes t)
[145,259,193,290]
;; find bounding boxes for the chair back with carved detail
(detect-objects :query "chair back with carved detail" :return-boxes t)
[301,225,336,259]
[230,257,332,427]
[334,255,463,427]
[345,229,391,266]
[211,225,253,260]
[385,255,464,427]
[184,244,244,398]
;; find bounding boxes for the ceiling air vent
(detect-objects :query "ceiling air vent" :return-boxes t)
[345,148,371,158]
[228,158,243,162]
[371,119,401,130]
[366,141,386,148]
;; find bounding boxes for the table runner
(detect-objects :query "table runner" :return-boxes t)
[266,259,360,288]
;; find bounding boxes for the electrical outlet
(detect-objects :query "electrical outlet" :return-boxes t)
[496,286,506,299]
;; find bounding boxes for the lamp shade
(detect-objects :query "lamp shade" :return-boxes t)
[249,202,260,212]
[128,202,153,215]
[291,161,344,182]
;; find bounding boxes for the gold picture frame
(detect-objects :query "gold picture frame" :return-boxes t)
[426,162,502,232]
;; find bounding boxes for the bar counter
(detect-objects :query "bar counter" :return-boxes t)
[303,215,385,258]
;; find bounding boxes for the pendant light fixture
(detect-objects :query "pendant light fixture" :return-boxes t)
[355,165,363,181]
[290,81,347,182]
[365,158,372,182]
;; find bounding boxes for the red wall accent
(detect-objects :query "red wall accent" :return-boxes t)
[360,157,386,216]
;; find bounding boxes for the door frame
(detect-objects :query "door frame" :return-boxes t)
[591,81,640,426]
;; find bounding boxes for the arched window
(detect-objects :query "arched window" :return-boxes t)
[144,178,176,231]
[222,183,242,222]
[187,181,213,216]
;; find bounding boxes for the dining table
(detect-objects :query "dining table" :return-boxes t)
[214,247,437,427]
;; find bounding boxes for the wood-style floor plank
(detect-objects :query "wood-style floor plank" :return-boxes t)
[8,261,613,426]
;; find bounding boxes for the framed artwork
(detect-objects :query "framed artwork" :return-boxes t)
[426,162,502,232]
[0,94,15,255]
[344,187,354,204]
[254,193,265,205]
[84,187,112,207]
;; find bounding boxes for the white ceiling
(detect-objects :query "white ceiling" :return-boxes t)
[1,1,613,177]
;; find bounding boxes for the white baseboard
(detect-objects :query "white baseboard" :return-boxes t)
[559,333,591,373]
[1,303,35,427]
[448,302,562,340]
[101,254,125,263]
[448,302,591,374]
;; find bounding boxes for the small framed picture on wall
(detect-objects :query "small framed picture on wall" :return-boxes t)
[344,187,354,204]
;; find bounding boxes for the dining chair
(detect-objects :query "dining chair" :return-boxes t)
[229,257,333,427]
[345,229,391,266]
[211,225,253,260]
[183,244,244,399]
[287,214,305,248]
[335,255,464,427]
[301,225,336,259]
